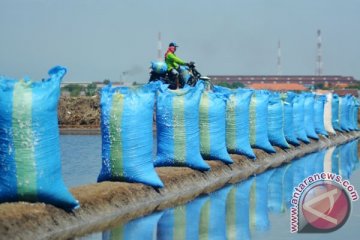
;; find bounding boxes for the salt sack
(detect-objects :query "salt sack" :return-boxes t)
[199,85,233,164]
[303,92,319,140]
[293,93,310,143]
[217,87,255,158]
[154,83,210,171]
[267,92,290,149]
[331,94,341,131]
[249,90,276,153]
[98,83,164,188]
[314,94,328,136]
[323,93,336,134]
[0,66,79,210]
[283,92,300,146]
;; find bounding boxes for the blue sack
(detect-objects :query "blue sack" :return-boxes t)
[217,86,255,158]
[332,94,341,131]
[249,90,276,153]
[352,97,359,130]
[0,66,79,211]
[347,95,358,131]
[346,95,355,131]
[314,94,328,136]
[348,97,356,130]
[199,86,233,164]
[303,92,319,139]
[98,82,164,188]
[154,83,210,171]
[267,92,290,149]
[339,95,351,131]
[283,92,300,146]
[293,93,310,143]
[151,61,168,74]
[179,66,191,84]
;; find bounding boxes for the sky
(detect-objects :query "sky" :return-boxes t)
[0,0,359,84]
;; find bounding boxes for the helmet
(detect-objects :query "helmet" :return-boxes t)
[169,42,179,47]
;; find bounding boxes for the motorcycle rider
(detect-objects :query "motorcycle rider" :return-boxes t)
[164,42,192,89]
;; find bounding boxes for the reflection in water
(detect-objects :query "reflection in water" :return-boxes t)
[199,185,232,240]
[102,211,162,240]
[157,195,209,240]
[226,178,253,240]
[91,140,359,240]
[250,169,275,232]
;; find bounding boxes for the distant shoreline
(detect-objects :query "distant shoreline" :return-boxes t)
[59,127,100,135]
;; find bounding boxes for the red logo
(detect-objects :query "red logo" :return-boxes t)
[300,181,350,232]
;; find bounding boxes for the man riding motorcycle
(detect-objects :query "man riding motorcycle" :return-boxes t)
[164,42,193,89]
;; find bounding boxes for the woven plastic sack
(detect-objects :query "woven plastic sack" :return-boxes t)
[303,92,319,139]
[154,83,210,171]
[324,93,336,134]
[339,95,351,131]
[267,92,290,149]
[344,95,353,131]
[348,96,356,131]
[217,86,255,158]
[314,94,328,136]
[98,83,164,188]
[226,178,254,240]
[249,90,276,153]
[0,66,79,210]
[151,61,167,74]
[179,66,191,84]
[199,86,233,164]
[293,93,310,143]
[332,94,341,131]
[282,92,300,146]
[352,98,359,130]
[348,96,359,131]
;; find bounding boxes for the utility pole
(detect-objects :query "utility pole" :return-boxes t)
[316,29,323,76]
[158,32,162,61]
[277,40,282,75]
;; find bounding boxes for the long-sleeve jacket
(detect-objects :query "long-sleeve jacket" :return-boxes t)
[165,50,186,71]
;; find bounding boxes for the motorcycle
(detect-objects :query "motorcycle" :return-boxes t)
[148,61,212,90]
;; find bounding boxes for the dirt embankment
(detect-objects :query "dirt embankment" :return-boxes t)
[0,131,359,240]
[58,96,360,128]
[58,96,100,128]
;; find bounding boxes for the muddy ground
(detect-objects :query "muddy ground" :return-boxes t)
[58,96,100,128]
[0,131,359,239]
[58,96,360,129]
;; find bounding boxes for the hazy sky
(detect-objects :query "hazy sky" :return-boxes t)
[1,0,359,83]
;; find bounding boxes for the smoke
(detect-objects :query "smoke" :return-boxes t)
[122,65,145,76]
[121,65,148,83]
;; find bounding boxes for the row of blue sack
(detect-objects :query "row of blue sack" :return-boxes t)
[0,66,359,211]
[98,79,359,187]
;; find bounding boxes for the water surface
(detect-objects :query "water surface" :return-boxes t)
[60,137,360,240]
